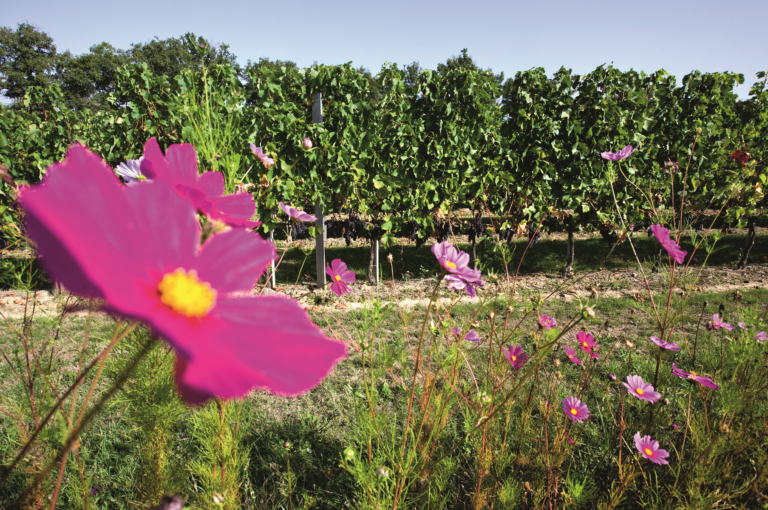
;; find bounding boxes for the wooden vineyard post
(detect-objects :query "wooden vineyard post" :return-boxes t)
[312,92,326,290]
[375,240,379,286]
[269,230,276,288]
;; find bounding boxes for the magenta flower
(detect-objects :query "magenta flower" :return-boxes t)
[634,433,670,465]
[141,138,260,229]
[576,331,599,359]
[609,373,617,381]
[709,314,734,332]
[754,331,767,342]
[673,424,680,430]
[622,375,661,403]
[600,145,636,161]
[562,396,590,423]
[737,322,746,330]
[504,345,529,370]
[279,202,317,222]
[249,144,275,168]
[445,269,483,298]
[671,364,719,389]
[451,327,480,342]
[563,345,582,366]
[302,138,313,150]
[431,241,471,275]
[650,224,687,265]
[325,259,355,297]
[539,314,557,330]
[650,335,680,351]
[19,144,346,404]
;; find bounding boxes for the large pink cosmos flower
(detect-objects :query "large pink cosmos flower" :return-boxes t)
[755,331,767,342]
[650,335,680,351]
[563,345,582,366]
[325,259,355,296]
[634,433,670,465]
[600,145,636,161]
[249,144,275,168]
[504,345,529,370]
[140,138,260,229]
[279,202,317,222]
[431,241,471,275]
[19,144,346,404]
[563,396,590,423]
[539,314,557,330]
[576,331,599,359]
[622,375,661,403]
[650,224,687,265]
[671,364,719,389]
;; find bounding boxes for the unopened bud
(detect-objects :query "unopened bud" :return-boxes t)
[302,137,313,150]
[553,359,561,367]
[489,311,495,320]
[625,339,636,350]
[344,447,355,460]
[582,306,595,319]
[387,253,393,263]
[284,441,291,449]
[696,127,703,134]
[212,493,225,505]
[376,466,390,478]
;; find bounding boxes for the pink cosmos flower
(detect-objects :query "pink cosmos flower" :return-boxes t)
[673,424,680,430]
[634,433,669,465]
[431,241,471,275]
[562,396,590,423]
[622,375,661,403]
[576,331,599,359]
[140,138,260,229]
[709,314,734,332]
[504,345,529,370]
[754,331,767,342]
[539,314,557,330]
[650,224,687,265]
[249,144,275,168]
[302,138,313,150]
[737,322,746,330]
[671,364,719,389]
[325,259,355,296]
[563,345,582,366]
[650,335,680,351]
[600,145,636,161]
[279,202,317,222]
[450,327,480,342]
[19,144,346,404]
[609,373,617,381]
[444,269,483,298]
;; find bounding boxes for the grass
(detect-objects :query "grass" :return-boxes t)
[1,278,767,508]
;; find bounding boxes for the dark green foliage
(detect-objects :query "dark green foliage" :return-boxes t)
[0,23,57,101]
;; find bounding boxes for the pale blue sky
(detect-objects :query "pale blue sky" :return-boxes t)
[3,0,766,98]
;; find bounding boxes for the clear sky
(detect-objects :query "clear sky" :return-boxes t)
[3,0,766,99]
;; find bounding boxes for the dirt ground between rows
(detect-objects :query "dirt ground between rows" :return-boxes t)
[2,261,766,320]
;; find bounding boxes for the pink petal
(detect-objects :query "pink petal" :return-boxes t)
[195,229,275,294]
[174,295,347,403]
[340,270,356,283]
[197,171,225,197]
[210,193,257,220]
[331,259,347,275]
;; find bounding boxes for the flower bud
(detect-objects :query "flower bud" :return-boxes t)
[376,466,390,478]
[302,138,313,150]
[344,447,355,460]
[582,306,595,319]
[696,127,703,134]
[387,253,393,263]
[284,441,291,449]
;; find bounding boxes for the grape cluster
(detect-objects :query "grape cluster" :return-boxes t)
[598,225,618,249]
[290,221,311,241]
[467,213,485,245]
[528,229,542,246]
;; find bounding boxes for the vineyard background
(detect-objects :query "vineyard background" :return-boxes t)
[1,30,766,283]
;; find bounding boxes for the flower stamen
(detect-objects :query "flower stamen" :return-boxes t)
[158,269,216,317]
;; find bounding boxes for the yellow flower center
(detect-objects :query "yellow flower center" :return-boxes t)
[636,388,644,395]
[158,269,216,318]
[583,342,588,347]
[511,356,517,361]
[445,261,456,270]
[689,371,697,380]
[644,448,654,456]
[335,275,341,281]
[570,408,578,415]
